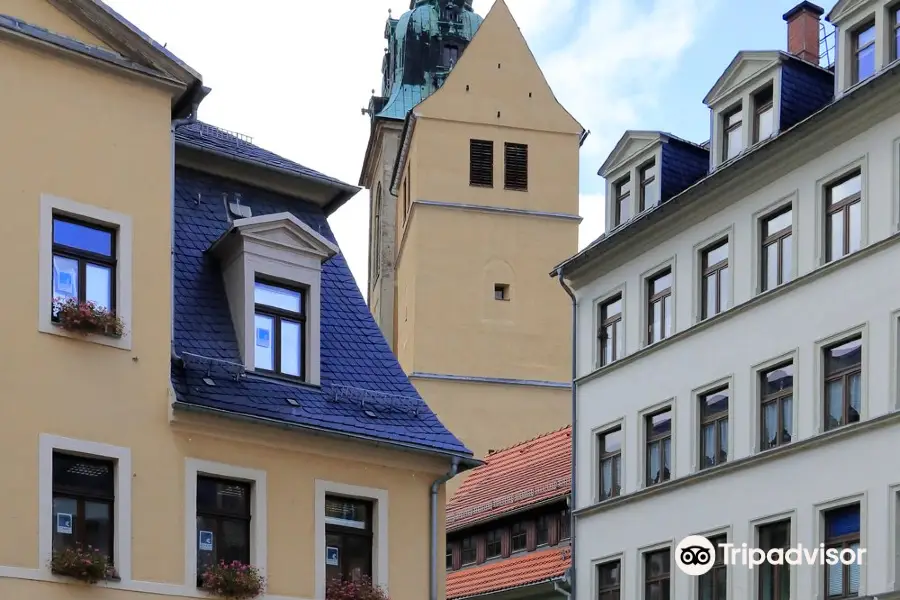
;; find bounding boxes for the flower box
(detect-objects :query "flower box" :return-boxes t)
[326,576,390,600]
[49,545,117,584]
[200,560,266,599]
[52,297,124,338]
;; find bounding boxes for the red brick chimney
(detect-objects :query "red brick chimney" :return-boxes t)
[783,1,825,64]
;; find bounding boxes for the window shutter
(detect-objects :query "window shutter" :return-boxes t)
[469,140,494,187]
[526,520,537,552]
[504,143,528,191]
[501,527,511,558]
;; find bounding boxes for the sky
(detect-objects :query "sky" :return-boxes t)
[103,0,815,294]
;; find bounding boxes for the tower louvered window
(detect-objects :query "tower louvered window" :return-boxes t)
[469,139,493,187]
[504,143,528,191]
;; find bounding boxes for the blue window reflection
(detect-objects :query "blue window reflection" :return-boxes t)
[53,218,113,256]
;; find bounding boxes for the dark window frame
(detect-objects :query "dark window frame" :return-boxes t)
[51,452,116,562]
[643,549,671,600]
[559,509,571,541]
[614,175,631,226]
[494,283,510,301]
[469,139,494,187]
[647,268,672,345]
[760,362,794,450]
[510,522,527,553]
[504,142,528,191]
[701,239,729,319]
[196,476,252,585]
[823,336,863,431]
[758,519,791,600]
[699,386,729,470]
[461,536,476,565]
[645,408,672,486]
[823,505,861,599]
[254,280,307,380]
[598,427,622,501]
[852,21,876,84]
[535,516,550,547]
[824,171,862,262]
[446,543,453,570]
[698,535,728,600]
[893,6,900,61]
[761,206,792,291]
[486,529,502,558]
[639,159,657,211]
[598,294,623,366]
[752,85,775,144]
[722,104,743,161]
[442,44,460,67]
[51,215,118,313]
[597,559,621,600]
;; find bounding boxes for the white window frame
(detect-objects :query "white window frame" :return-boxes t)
[315,480,389,599]
[604,145,662,229]
[593,283,627,370]
[751,191,799,296]
[709,70,782,169]
[891,308,900,412]
[813,322,869,435]
[893,134,900,233]
[184,459,268,588]
[691,375,734,473]
[38,434,133,580]
[814,156,869,267]
[640,257,677,348]
[748,510,797,600]
[592,418,625,502]
[637,399,675,491]
[749,349,800,454]
[692,226,735,323]
[835,7,882,95]
[813,493,868,598]
[38,194,134,351]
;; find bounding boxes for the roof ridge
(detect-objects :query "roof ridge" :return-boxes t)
[484,424,571,456]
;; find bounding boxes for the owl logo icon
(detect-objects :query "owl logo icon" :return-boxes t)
[675,535,717,576]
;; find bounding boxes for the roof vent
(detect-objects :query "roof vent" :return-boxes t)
[202,377,215,386]
[286,398,300,407]
[228,193,252,219]
[364,409,377,418]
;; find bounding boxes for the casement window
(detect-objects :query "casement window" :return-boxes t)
[823,336,862,431]
[598,295,623,366]
[753,85,775,143]
[758,520,791,600]
[52,453,115,563]
[893,7,900,61]
[511,522,527,552]
[461,537,476,565]
[639,160,658,210]
[645,409,672,486]
[614,176,632,226]
[699,387,729,469]
[647,269,672,344]
[598,427,622,500]
[446,544,453,570]
[559,509,571,540]
[325,496,374,582]
[761,206,792,291]
[196,476,251,584]
[644,549,671,600]
[825,172,862,262]
[823,505,861,598]
[254,281,306,379]
[698,535,727,600]
[52,216,117,314]
[469,139,494,187]
[597,560,621,600]
[486,529,502,558]
[536,516,550,546]
[761,363,794,450]
[853,22,876,84]
[722,105,743,161]
[701,240,729,319]
[504,143,528,191]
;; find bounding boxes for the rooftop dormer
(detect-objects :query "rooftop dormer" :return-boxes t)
[209,212,338,386]
[828,0,900,96]
[599,131,709,230]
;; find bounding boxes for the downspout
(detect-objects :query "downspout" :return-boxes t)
[430,457,460,600]
[557,270,577,600]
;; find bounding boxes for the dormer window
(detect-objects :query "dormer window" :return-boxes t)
[752,86,774,144]
[723,105,743,161]
[852,22,876,84]
[639,160,658,211]
[254,281,305,379]
[892,7,900,61]
[614,176,632,226]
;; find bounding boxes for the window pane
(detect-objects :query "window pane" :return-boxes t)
[829,211,844,259]
[718,419,728,463]
[849,373,861,423]
[661,438,671,481]
[197,478,250,515]
[726,110,741,128]
[720,267,729,310]
[858,42,875,81]
[830,174,861,204]
[603,429,622,454]
[197,515,217,575]
[52,496,78,553]
[280,320,302,377]
[663,296,672,338]
[857,24,875,47]
[254,282,302,313]
[85,263,112,310]
[782,235,792,282]
[53,255,79,300]
[826,338,862,373]
[762,402,777,448]
[325,497,371,529]
[652,272,671,294]
[757,106,774,141]
[705,243,728,267]
[848,202,861,253]
[782,396,793,443]
[218,518,250,564]
[614,321,623,359]
[764,210,792,236]
[726,125,742,158]
[84,501,112,559]
[826,380,844,428]
[647,441,660,484]
[702,390,729,417]
[704,274,717,316]
[826,561,843,597]
[849,543,861,593]
[763,363,793,395]
[604,298,622,318]
[643,179,659,209]
[618,196,631,222]
[601,327,612,365]
[701,423,715,467]
[764,243,779,291]
[601,459,613,497]
[254,314,275,370]
[649,411,671,436]
[652,300,661,343]
[53,219,113,256]
[53,454,114,496]
[617,178,631,197]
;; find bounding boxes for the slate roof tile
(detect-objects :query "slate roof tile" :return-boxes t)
[447,546,571,599]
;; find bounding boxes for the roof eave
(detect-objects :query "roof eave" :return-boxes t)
[447,493,570,532]
[449,574,567,600]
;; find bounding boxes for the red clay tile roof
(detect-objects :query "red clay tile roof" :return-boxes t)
[447,426,571,531]
[447,546,571,599]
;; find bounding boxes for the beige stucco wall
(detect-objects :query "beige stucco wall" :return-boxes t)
[3,0,111,48]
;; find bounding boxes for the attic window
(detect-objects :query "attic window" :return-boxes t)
[443,45,460,68]
[504,143,528,191]
[254,281,305,379]
[722,105,743,161]
[852,22,876,84]
[753,86,774,143]
[469,140,494,187]
[614,175,631,226]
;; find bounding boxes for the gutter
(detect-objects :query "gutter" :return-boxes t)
[556,270,578,600]
[431,458,460,600]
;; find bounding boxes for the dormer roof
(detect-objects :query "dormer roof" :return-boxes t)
[598,130,705,177]
[208,213,339,260]
[826,0,872,23]
[703,50,784,106]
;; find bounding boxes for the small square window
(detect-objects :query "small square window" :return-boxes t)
[494,283,510,301]
[52,453,115,563]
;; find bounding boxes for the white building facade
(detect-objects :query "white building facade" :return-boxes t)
[556,1,900,600]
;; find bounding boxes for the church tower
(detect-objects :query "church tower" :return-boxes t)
[359,0,583,476]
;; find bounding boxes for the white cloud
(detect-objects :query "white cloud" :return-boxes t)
[579,193,606,250]
[103,0,712,293]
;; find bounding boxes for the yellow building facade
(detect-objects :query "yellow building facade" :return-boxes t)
[0,2,477,599]
[361,0,583,475]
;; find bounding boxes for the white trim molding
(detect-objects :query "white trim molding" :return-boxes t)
[315,480,389,599]
[38,434,133,579]
[38,194,134,350]
[184,459,268,588]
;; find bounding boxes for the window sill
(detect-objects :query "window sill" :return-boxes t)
[50,568,121,583]
[246,370,318,389]
[504,187,528,192]
[39,319,131,351]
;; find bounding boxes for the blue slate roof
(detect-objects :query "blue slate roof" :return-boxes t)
[780,56,834,131]
[171,164,472,458]
[660,137,710,203]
